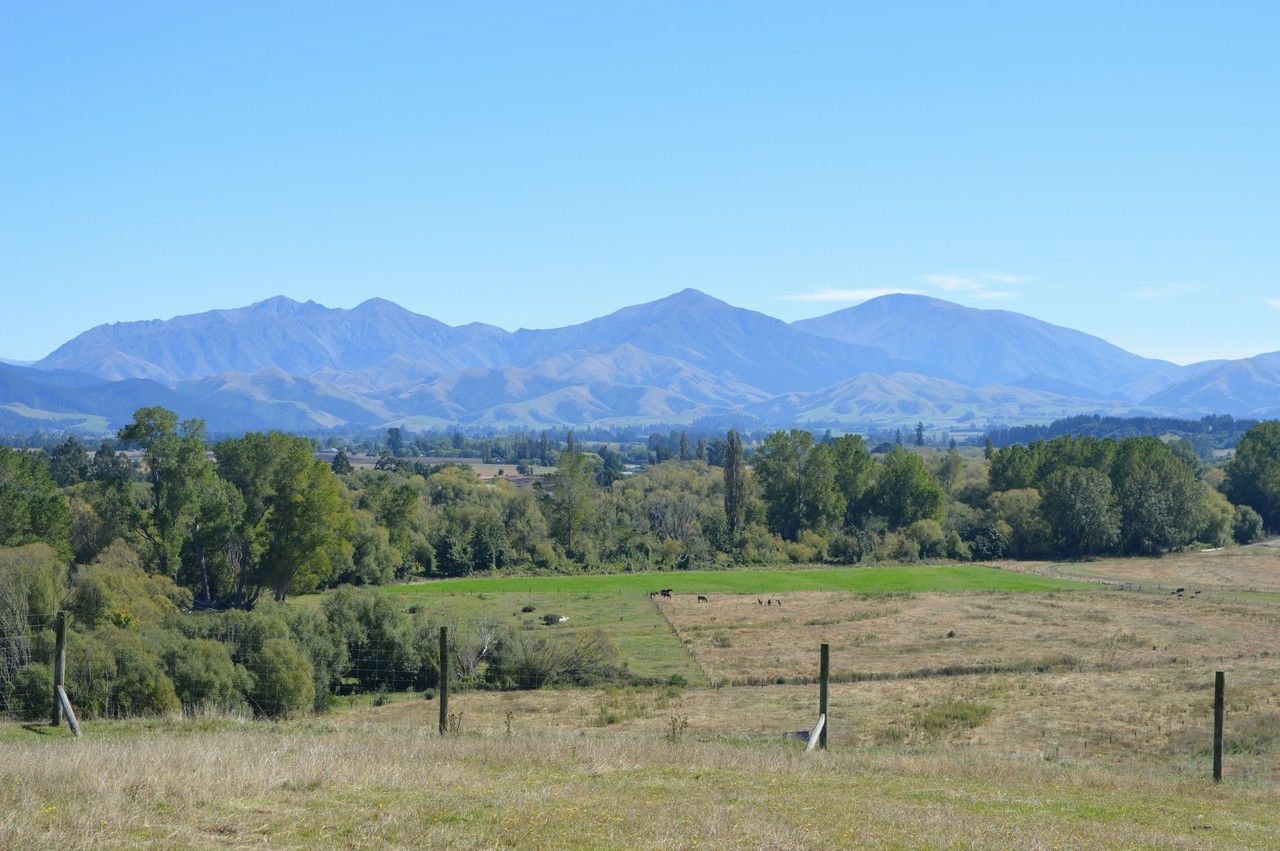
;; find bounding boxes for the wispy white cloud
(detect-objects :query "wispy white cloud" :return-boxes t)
[1266,298,1280,311]
[922,273,1026,300]
[1128,283,1200,300]
[781,288,920,303]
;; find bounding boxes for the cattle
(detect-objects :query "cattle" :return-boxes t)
[697,595,709,603]
[659,589,673,598]
[757,598,764,606]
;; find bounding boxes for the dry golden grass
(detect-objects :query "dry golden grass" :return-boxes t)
[3,721,1278,849]
[659,590,1280,685]
[1042,544,1280,594]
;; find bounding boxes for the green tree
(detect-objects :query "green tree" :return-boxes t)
[829,434,874,529]
[45,437,89,487]
[1225,421,1280,532]
[1041,466,1119,557]
[754,430,843,541]
[330,448,354,475]
[723,430,747,539]
[118,407,215,577]
[1110,438,1205,555]
[987,489,1050,559]
[870,448,945,529]
[385,428,404,456]
[542,450,596,556]
[0,447,72,557]
[215,432,353,604]
[935,448,964,495]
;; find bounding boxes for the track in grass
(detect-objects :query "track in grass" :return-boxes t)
[380,564,1081,596]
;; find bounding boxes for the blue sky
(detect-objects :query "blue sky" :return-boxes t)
[3,2,1277,364]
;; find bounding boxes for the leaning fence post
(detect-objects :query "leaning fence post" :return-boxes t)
[818,642,829,750]
[1213,671,1224,782]
[438,625,449,736]
[51,610,66,727]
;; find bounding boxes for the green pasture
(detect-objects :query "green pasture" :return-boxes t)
[380,564,1080,596]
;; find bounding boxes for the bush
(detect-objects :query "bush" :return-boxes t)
[67,626,181,717]
[486,629,623,689]
[67,542,192,628]
[828,530,875,564]
[10,663,53,722]
[1233,505,1266,545]
[322,586,419,691]
[244,637,315,718]
[160,635,248,713]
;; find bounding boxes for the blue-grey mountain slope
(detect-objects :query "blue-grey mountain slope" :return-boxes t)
[7,289,1276,431]
[793,294,1180,399]
[1141,352,1280,418]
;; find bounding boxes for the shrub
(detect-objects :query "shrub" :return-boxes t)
[322,586,419,691]
[67,626,181,718]
[67,542,192,628]
[10,663,53,722]
[160,635,248,713]
[486,629,623,689]
[1233,505,1265,545]
[245,637,315,718]
[521,604,536,613]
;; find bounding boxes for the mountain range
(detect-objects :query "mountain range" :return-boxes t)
[4,290,1277,433]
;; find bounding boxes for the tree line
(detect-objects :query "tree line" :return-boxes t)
[3,407,1279,720]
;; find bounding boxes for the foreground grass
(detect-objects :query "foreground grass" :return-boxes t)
[2,719,1275,849]
[378,564,1079,596]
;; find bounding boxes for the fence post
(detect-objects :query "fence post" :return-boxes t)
[818,642,829,750]
[51,611,66,727]
[1213,671,1224,782]
[438,625,449,736]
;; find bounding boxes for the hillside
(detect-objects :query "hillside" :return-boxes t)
[792,294,1179,398]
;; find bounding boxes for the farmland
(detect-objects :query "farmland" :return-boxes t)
[6,551,1280,847]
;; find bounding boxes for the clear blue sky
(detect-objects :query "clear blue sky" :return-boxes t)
[3,2,1277,364]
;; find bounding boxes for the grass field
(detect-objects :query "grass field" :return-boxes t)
[379,563,1080,596]
[1037,543,1280,597]
[4,720,1278,849]
[7,554,1279,847]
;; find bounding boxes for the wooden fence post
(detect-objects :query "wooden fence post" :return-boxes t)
[1213,671,1224,782]
[439,626,449,736]
[818,643,829,750]
[51,611,66,727]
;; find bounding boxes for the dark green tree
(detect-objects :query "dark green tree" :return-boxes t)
[723,430,747,539]
[1225,421,1280,532]
[46,437,90,487]
[330,448,354,474]
[117,407,214,577]
[869,448,944,529]
[1041,466,1119,557]
[0,447,72,557]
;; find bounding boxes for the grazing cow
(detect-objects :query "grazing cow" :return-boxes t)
[757,598,764,606]
[1175,587,1186,596]
[766,598,772,606]
[697,595,709,603]
[660,589,673,598]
